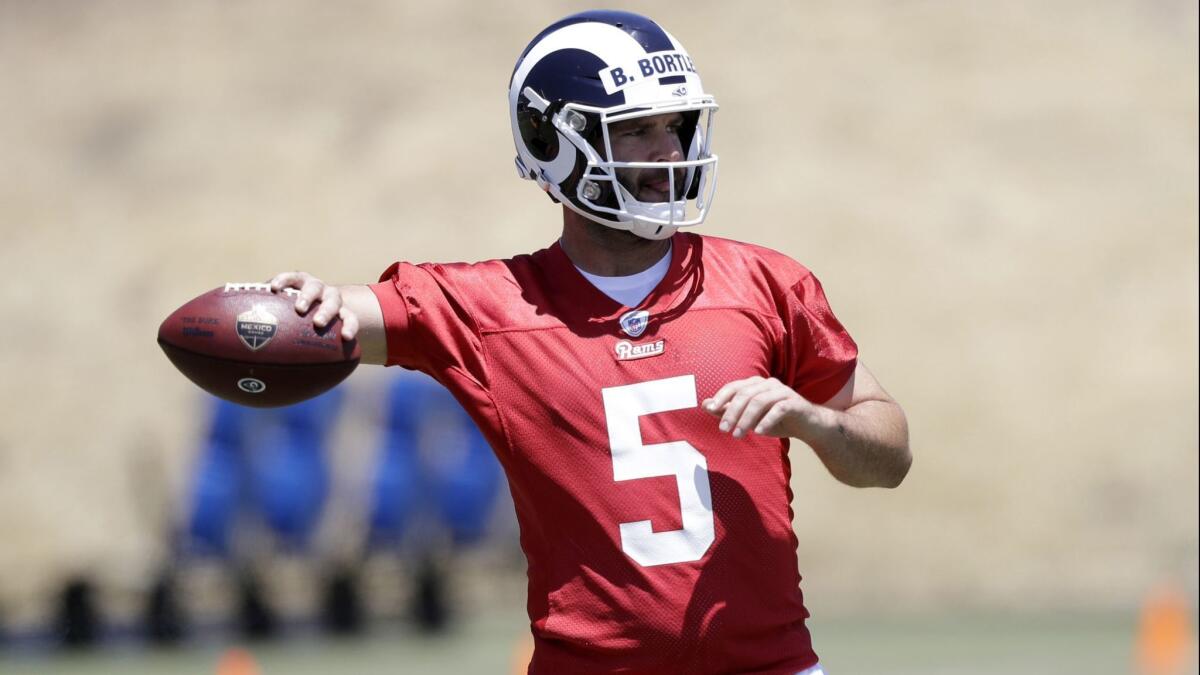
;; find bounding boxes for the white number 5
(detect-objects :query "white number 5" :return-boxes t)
[601,374,714,567]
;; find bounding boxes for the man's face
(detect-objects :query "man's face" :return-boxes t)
[606,112,686,203]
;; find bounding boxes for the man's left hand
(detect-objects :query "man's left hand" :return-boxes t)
[702,376,824,440]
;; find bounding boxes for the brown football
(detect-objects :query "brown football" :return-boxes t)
[158,283,360,407]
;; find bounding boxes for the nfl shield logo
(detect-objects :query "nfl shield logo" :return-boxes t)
[619,310,650,338]
[236,305,278,351]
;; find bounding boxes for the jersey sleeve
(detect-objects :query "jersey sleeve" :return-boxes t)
[368,262,487,388]
[782,271,858,404]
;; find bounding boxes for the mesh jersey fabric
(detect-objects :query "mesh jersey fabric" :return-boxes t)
[369,232,857,675]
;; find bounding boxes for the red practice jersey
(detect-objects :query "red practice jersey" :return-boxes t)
[369,233,857,675]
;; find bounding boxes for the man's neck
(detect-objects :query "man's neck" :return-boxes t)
[560,209,672,276]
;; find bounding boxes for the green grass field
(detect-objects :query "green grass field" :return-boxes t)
[2,610,1176,675]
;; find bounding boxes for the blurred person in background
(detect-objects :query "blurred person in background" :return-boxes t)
[152,375,502,643]
[150,388,343,642]
[267,10,910,675]
[364,370,502,633]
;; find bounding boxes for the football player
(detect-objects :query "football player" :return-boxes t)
[269,10,910,674]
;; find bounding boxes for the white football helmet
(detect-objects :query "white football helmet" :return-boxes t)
[509,10,719,240]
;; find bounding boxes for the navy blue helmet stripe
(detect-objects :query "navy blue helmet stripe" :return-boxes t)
[514,10,676,77]
[608,11,676,52]
[523,48,625,108]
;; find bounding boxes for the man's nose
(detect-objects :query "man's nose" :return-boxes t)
[651,131,684,162]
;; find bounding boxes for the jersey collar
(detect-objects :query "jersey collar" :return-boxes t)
[540,232,703,330]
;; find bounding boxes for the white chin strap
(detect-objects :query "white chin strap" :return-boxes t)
[617,187,686,240]
[628,220,679,240]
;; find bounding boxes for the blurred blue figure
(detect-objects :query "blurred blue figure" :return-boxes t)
[366,371,501,632]
[173,388,346,640]
[171,374,499,638]
[369,371,500,550]
[187,388,344,556]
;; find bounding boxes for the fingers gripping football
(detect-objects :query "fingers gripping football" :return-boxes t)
[268,271,358,341]
[702,376,813,439]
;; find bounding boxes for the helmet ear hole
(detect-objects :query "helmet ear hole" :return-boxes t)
[517,103,560,162]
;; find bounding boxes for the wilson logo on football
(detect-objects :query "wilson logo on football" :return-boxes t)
[236,305,278,351]
[615,339,665,361]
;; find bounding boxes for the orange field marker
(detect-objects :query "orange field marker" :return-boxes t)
[216,646,262,675]
[1135,584,1196,675]
[511,634,534,674]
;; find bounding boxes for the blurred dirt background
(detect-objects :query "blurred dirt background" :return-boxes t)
[0,0,1196,631]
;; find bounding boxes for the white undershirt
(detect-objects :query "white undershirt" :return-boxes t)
[574,245,673,308]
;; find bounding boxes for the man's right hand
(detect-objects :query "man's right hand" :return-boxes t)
[269,271,359,340]
[268,272,388,365]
